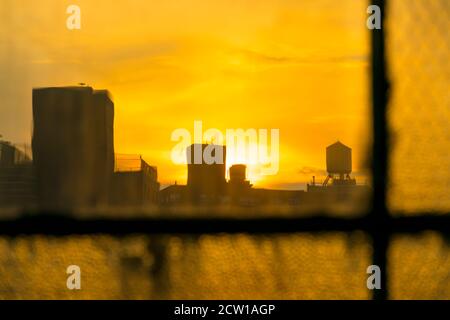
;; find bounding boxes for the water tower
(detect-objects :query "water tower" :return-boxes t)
[323,141,356,186]
[229,164,251,187]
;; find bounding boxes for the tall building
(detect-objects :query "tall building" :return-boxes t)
[32,86,114,210]
[186,144,226,203]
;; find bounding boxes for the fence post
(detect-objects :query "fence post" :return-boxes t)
[371,0,390,300]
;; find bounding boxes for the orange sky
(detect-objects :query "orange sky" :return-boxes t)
[0,0,371,189]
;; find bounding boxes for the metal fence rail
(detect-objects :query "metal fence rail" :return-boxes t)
[0,214,449,236]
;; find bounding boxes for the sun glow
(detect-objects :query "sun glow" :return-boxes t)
[1,0,371,189]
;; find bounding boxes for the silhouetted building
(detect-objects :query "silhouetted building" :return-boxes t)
[110,155,160,206]
[162,141,369,208]
[0,141,15,167]
[229,164,249,185]
[228,164,252,205]
[32,86,114,210]
[161,144,305,206]
[228,164,302,206]
[249,188,304,206]
[186,144,227,203]
[0,141,36,207]
[160,184,188,205]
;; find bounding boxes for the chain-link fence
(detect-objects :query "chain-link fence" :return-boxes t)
[387,0,450,213]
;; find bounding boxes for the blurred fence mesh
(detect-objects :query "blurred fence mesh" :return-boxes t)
[387,0,450,213]
[1,232,448,299]
[390,232,450,299]
[0,233,371,299]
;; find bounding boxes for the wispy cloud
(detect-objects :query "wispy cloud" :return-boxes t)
[235,48,368,66]
[297,166,327,176]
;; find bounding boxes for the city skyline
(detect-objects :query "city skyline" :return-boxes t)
[0,85,369,210]
[0,0,371,189]
[0,87,371,191]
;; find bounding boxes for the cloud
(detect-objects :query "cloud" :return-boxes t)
[297,166,327,176]
[235,48,368,66]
